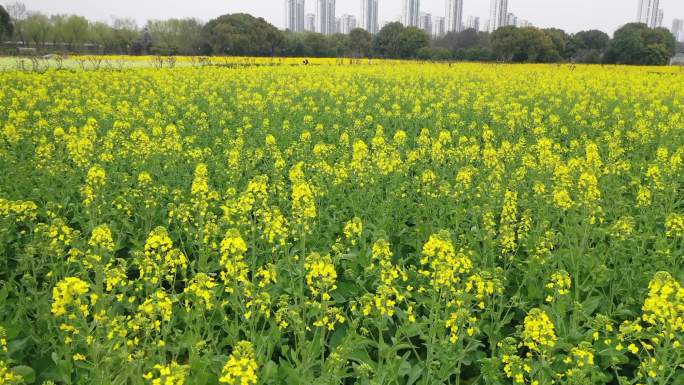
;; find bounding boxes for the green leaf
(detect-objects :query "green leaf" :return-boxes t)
[582,296,602,315]
[12,365,36,384]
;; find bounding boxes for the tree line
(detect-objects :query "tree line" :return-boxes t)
[0,2,680,65]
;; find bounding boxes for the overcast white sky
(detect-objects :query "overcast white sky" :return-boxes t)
[9,0,684,34]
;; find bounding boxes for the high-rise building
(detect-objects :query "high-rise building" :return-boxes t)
[340,14,357,34]
[419,12,433,34]
[316,0,336,35]
[488,0,508,32]
[517,19,532,27]
[655,9,663,27]
[433,16,446,37]
[672,19,683,42]
[466,16,480,31]
[637,0,660,28]
[506,12,517,27]
[402,0,420,27]
[305,13,316,32]
[361,0,379,34]
[445,0,464,33]
[285,0,306,32]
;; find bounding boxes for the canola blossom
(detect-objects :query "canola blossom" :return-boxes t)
[0,61,683,384]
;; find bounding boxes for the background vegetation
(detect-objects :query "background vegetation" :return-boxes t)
[0,2,681,65]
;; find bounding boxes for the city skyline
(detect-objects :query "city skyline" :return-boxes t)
[637,0,661,28]
[402,0,420,28]
[445,0,463,33]
[360,0,379,34]
[488,0,508,32]
[284,0,305,32]
[11,0,684,36]
[315,0,336,35]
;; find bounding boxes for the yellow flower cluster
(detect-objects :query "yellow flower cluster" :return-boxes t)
[183,273,217,311]
[291,181,316,234]
[219,341,258,385]
[89,224,115,251]
[304,252,337,301]
[545,270,571,302]
[343,217,363,246]
[0,360,23,385]
[219,229,249,293]
[522,308,557,352]
[420,231,473,291]
[0,198,38,223]
[140,226,188,283]
[665,213,684,238]
[641,271,684,336]
[51,277,90,317]
[143,362,188,385]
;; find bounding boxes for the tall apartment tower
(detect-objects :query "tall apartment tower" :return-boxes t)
[316,0,336,35]
[285,0,305,32]
[672,19,683,42]
[305,13,316,32]
[506,12,517,27]
[419,12,433,34]
[433,16,446,37]
[466,16,480,31]
[340,14,357,34]
[361,0,379,34]
[402,0,420,27]
[488,0,508,32]
[637,0,660,28]
[445,0,464,33]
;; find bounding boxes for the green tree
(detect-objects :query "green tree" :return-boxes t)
[328,33,348,57]
[5,2,27,43]
[61,15,89,50]
[0,5,12,41]
[202,13,283,56]
[347,28,371,57]
[569,30,610,63]
[517,27,559,62]
[491,26,560,63]
[302,32,329,56]
[111,17,139,54]
[23,12,51,49]
[490,26,520,61]
[435,28,486,51]
[543,28,571,59]
[372,22,404,58]
[147,19,203,55]
[571,30,610,50]
[398,26,430,58]
[605,23,675,65]
[90,22,115,54]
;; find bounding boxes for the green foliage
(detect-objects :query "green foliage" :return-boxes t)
[202,13,284,56]
[372,22,405,58]
[0,5,12,40]
[372,23,429,59]
[605,23,676,65]
[347,28,372,58]
[146,19,203,56]
[490,26,561,63]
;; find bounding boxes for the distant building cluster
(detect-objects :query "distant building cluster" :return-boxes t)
[673,19,683,42]
[283,0,537,37]
[637,0,662,28]
[634,0,683,43]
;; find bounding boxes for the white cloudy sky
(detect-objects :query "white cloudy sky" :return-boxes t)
[9,0,684,34]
